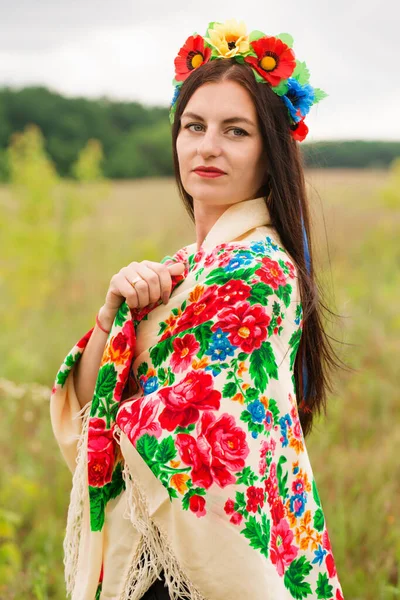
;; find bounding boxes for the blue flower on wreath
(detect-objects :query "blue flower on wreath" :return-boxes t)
[248,400,266,424]
[170,85,181,107]
[290,492,307,517]
[312,544,328,566]
[282,78,315,123]
[142,376,159,395]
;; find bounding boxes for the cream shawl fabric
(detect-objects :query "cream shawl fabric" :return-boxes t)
[50,196,344,600]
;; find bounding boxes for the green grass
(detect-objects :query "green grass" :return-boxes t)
[0,168,399,598]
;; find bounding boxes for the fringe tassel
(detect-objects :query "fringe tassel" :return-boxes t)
[63,401,92,598]
[120,458,206,600]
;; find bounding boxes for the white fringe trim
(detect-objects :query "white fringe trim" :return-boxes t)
[64,401,92,598]
[120,456,206,600]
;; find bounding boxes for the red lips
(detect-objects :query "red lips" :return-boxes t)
[193,165,226,174]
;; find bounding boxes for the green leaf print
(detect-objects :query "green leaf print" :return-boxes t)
[312,479,321,507]
[315,572,333,599]
[205,266,255,286]
[241,513,270,558]
[289,329,302,370]
[104,462,125,502]
[222,381,238,398]
[234,491,247,511]
[275,283,293,308]
[95,363,118,401]
[267,398,280,426]
[138,362,148,377]
[89,487,105,532]
[235,466,259,486]
[155,436,177,464]
[283,556,313,599]
[249,341,278,393]
[150,336,173,367]
[114,301,129,327]
[313,508,325,532]
[193,321,213,357]
[136,434,159,461]
[277,455,289,499]
[248,282,274,306]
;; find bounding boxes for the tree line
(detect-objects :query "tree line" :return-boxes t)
[0,85,398,181]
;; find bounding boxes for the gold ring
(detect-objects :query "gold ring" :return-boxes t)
[128,277,142,289]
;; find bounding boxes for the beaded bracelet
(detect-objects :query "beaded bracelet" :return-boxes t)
[96,312,111,334]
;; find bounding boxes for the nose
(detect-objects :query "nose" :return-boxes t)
[196,127,222,158]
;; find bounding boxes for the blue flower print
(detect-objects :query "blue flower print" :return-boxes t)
[290,492,307,517]
[279,413,292,447]
[312,544,328,566]
[225,251,253,272]
[206,328,235,361]
[265,236,279,252]
[249,241,266,254]
[142,376,159,395]
[282,78,315,123]
[248,400,266,424]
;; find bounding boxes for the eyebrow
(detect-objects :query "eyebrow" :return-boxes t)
[181,111,256,127]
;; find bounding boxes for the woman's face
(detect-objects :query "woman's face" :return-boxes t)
[176,79,268,210]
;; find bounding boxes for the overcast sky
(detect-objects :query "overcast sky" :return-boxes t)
[0,0,398,141]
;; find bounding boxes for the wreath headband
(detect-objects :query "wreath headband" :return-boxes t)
[169,18,328,142]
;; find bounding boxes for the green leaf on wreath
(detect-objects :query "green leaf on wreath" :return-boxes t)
[150,336,173,367]
[114,301,129,327]
[193,321,213,357]
[94,363,118,400]
[223,381,238,398]
[276,283,292,308]
[249,341,278,393]
[241,514,270,558]
[249,282,274,306]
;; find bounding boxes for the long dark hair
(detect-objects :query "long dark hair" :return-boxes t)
[170,57,349,437]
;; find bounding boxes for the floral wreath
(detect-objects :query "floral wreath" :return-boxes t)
[169,18,328,142]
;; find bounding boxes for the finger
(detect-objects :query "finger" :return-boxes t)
[114,272,140,309]
[134,263,161,304]
[142,261,172,305]
[126,269,149,308]
[167,262,186,276]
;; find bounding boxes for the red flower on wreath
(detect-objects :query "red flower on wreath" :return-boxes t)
[213,301,270,352]
[170,333,200,373]
[87,418,115,487]
[174,34,212,82]
[290,114,309,142]
[244,36,296,87]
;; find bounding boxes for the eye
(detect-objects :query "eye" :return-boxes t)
[184,123,248,137]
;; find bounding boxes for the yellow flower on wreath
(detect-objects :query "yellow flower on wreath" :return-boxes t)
[204,18,250,58]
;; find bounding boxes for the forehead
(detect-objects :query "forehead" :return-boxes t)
[182,80,257,122]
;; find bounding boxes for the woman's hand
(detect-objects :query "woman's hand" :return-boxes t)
[99,260,186,327]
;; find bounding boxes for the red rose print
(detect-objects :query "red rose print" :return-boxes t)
[157,370,221,431]
[285,260,296,279]
[224,498,235,515]
[270,499,285,526]
[189,494,206,518]
[76,327,94,348]
[336,589,344,600]
[230,512,243,525]
[326,552,337,578]
[176,410,250,489]
[170,334,200,373]
[255,257,287,290]
[246,486,265,513]
[213,301,270,352]
[116,396,162,445]
[216,280,251,309]
[114,364,130,402]
[270,518,299,576]
[174,285,219,333]
[87,418,116,487]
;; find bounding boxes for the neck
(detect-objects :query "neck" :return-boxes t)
[193,200,235,252]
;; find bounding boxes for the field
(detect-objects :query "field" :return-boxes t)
[0,168,399,599]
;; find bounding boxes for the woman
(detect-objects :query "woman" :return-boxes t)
[50,19,345,600]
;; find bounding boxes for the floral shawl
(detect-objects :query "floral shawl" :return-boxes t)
[50,196,344,600]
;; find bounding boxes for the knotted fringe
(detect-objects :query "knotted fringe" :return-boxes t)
[63,401,92,598]
[120,457,206,600]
